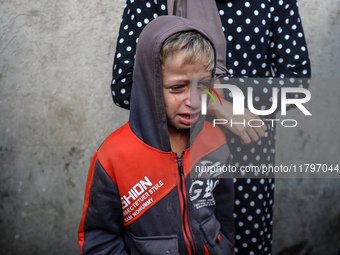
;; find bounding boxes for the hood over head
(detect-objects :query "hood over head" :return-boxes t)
[129,16,216,152]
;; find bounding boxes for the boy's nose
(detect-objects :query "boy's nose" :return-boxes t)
[186,87,201,110]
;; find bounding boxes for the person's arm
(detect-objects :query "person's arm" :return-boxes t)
[78,152,128,255]
[111,0,167,109]
[223,0,311,114]
[208,0,311,144]
[269,0,311,80]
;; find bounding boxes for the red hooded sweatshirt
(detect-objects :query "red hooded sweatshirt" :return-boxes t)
[78,16,235,255]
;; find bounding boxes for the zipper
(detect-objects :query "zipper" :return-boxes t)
[176,152,195,255]
[177,156,184,175]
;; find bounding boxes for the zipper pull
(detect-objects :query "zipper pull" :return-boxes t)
[177,156,184,175]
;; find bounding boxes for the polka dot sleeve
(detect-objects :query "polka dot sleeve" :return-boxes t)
[267,0,311,112]
[222,0,311,114]
[111,0,167,109]
[269,0,311,79]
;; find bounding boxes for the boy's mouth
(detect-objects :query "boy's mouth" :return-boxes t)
[178,112,200,125]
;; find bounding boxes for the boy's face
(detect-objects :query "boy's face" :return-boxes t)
[162,50,212,131]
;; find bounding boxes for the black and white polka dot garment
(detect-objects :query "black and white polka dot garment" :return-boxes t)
[111,1,168,108]
[110,1,311,254]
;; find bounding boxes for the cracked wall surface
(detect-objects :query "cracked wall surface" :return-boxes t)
[0,0,339,254]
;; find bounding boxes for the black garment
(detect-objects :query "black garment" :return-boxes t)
[110,1,311,254]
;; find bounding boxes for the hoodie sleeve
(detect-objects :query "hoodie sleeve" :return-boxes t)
[111,0,167,109]
[78,153,128,255]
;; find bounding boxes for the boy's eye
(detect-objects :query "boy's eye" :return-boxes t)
[170,85,186,92]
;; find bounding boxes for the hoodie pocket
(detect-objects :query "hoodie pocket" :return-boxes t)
[200,214,234,255]
[200,214,221,247]
[129,233,178,255]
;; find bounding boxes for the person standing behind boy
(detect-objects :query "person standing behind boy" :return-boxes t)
[78,16,235,255]
[110,1,311,254]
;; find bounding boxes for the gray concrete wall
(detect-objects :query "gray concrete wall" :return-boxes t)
[273,1,340,254]
[0,0,339,254]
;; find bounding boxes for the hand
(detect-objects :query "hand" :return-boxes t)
[207,93,267,145]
